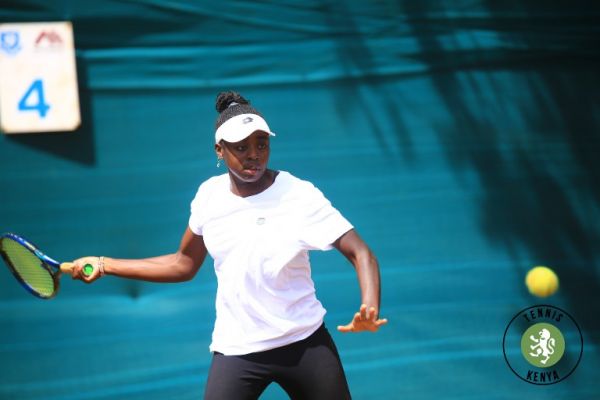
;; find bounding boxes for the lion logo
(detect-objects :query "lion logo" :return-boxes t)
[528,328,556,365]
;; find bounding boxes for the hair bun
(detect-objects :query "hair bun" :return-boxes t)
[215,91,249,113]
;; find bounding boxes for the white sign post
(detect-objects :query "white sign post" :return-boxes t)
[0,21,81,134]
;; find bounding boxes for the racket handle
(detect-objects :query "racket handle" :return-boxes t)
[60,262,75,274]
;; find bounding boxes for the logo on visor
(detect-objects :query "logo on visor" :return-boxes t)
[242,117,253,124]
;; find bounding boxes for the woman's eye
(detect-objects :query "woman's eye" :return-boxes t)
[236,146,246,151]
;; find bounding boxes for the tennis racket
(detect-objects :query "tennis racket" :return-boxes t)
[0,232,93,299]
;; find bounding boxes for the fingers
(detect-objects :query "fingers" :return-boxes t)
[338,305,389,333]
[375,318,388,327]
[337,323,353,333]
[70,257,102,283]
[360,304,368,320]
[360,304,381,322]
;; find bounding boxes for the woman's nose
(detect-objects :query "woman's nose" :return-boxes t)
[247,146,259,160]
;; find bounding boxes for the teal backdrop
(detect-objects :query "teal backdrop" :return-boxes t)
[1,1,599,399]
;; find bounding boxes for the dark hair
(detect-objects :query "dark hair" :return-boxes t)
[215,91,263,129]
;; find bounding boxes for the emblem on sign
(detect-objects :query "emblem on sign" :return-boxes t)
[0,31,21,55]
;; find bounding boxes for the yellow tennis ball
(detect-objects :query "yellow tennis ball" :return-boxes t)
[525,266,559,297]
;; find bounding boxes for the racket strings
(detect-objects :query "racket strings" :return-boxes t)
[0,238,55,297]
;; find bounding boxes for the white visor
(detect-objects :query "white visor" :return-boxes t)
[215,113,276,144]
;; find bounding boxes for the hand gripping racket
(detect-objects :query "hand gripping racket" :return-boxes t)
[0,232,93,299]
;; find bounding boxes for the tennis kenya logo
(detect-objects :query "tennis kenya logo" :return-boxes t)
[503,305,583,385]
[521,323,565,379]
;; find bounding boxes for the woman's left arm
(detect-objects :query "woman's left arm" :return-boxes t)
[333,229,388,333]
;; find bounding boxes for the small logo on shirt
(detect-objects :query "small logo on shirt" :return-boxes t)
[256,217,266,225]
[242,117,253,124]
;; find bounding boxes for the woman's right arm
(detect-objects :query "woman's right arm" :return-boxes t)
[71,227,208,283]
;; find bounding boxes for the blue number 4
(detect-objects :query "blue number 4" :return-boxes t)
[18,79,50,118]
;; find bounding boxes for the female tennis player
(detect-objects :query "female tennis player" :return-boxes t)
[71,91,387,399]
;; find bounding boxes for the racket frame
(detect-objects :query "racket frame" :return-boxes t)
[0,232,63,299]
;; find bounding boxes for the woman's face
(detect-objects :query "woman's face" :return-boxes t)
[216,130,271,184]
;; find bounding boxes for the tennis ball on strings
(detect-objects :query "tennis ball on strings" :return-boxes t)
[525,266,559,298]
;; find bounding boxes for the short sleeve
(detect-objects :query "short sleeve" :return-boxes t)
[188,179,214,236]
[299,183,353,251]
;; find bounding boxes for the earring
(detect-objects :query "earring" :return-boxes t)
[216,157,222,168]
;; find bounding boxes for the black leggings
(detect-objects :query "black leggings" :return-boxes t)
[204,324,351,400]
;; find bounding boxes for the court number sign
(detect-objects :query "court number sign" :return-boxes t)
[0,22,81,134]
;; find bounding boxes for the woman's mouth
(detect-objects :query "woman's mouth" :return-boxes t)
[243,166,261,175]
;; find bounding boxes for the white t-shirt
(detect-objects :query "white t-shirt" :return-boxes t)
[188,171,353,355]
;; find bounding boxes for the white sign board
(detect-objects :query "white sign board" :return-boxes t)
[0,21,81,134]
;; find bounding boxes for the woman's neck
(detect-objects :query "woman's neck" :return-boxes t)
[229,169,278,197]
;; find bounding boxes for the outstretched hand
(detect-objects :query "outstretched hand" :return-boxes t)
[337,304,388,333]
[70,256,103,283]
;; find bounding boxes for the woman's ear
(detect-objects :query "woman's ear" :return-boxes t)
[214,142,223,158]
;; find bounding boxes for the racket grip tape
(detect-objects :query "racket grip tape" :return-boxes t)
[60,262,75,273]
